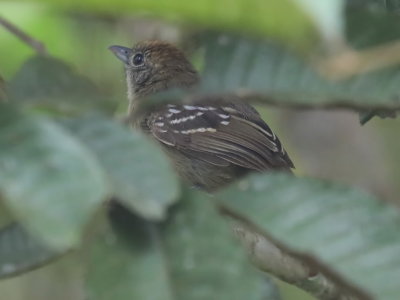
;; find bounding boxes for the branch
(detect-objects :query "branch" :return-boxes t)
[235,89,400,112]
[316,41,400,79]
[0,16,47,55]
[219,205,369,300]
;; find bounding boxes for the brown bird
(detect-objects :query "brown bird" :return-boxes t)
[109,41,294,192]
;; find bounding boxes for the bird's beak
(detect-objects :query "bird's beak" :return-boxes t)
[108,45,132,64]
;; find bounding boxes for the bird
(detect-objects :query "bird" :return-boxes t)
[109,41,294,192]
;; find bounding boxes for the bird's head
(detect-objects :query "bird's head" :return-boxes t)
[109,41,199,101]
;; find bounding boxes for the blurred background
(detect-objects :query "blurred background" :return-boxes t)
[0,1,399,299]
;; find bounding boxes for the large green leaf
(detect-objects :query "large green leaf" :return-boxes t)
[8,56,112,112]
[85,193,278,300]
[62,115,180,220]
[0,105,108,249]
[217,173,400,299]
[0,222,60,278]
[28,0,343,49]
[200,33,400,110]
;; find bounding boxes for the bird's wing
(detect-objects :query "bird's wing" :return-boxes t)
[146,101,294,171]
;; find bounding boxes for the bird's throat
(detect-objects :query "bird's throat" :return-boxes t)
[125,69,137,115]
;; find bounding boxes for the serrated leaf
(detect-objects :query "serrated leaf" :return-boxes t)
[200,33,400,110]
[62,115,180,220]
[85,194,278,300]
[0,105,108,249]
[218,173,400,299]
[0,222,61,279]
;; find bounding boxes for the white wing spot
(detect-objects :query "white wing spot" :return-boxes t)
[220,121,230,125]
[169,111,204,124]
[180,128,217,134]
[170,114,197,124]
[184,105,217,111]
[168,108,181,114]
[155,122,164,127]
[183,105,199,110]
[218,113,230,119]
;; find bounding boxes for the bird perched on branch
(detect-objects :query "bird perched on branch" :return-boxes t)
[109,41,294,191]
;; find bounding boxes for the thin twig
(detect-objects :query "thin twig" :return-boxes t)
[0,16,47,55]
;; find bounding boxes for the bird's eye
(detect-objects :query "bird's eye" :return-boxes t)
[132,53,144,66]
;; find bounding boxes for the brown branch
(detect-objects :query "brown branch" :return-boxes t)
[316,41,400,79]
[218,204,371,300]
[0,16,47,55]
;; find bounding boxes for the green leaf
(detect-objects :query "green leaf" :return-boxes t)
[359,109,397,125]
[345,1,400,123]
[0,222,61,279]
[0,105,108,249]
[62,115,180,220]
[28,0,341,49]
[85,204,174,300]
[85,193,278,300]
[346,1,400,49]
[162,191,274,300]
[8,56,111,112]
[218,172,400,299]
[200,33,400,110]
